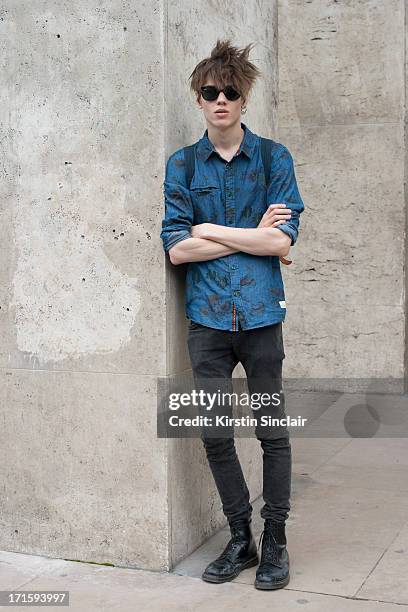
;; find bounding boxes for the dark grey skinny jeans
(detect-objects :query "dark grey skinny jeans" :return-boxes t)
[187,319,291,526]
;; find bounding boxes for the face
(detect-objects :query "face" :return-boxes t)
[198,78,244,129]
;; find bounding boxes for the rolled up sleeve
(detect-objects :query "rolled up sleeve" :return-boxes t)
[160,151,194,253]
[268,144,305,246]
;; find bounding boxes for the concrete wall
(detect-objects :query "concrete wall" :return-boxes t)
[278,0,405,385]
[405,0,408,388]
[0,1,278,571]
[3,0,400,575]
[0,0,168,570]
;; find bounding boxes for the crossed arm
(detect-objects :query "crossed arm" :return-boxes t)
[168,204,292,265]
[161,144,304,265]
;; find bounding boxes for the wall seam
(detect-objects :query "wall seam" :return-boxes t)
[160,0,172,571]
[276,0,280,137]
[404,0,407,392]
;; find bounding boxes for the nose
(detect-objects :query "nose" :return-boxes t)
[216,91,228,103]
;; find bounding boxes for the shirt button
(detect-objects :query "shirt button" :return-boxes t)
[233,290,240,296]
[231,265,238,270]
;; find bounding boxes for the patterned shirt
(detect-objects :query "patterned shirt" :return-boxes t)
[160,122,304,331]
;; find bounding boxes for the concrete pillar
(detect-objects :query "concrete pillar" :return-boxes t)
[0,1,278,570]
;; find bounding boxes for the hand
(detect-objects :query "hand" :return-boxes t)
[258,204,293,265]
[191,223,212,239]
[258,203,291,229]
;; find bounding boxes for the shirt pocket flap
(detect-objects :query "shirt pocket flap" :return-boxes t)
[189,176,220,192]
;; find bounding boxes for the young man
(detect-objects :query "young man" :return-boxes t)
[160,39,304,590]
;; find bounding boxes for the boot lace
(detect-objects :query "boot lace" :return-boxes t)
[258,529,282,568]
[219,523,249,561]
[219,539,241,561]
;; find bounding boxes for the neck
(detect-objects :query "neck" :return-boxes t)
[206,119,244,151]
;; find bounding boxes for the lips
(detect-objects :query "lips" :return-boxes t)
[215,110,229,115]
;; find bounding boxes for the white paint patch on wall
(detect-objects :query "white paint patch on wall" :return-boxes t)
[10,102,141,365]
[10,192,141,364]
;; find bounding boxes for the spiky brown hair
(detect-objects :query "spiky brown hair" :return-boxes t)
[188,39,262,106]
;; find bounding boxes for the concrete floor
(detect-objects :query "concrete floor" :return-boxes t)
[1,438,407,611]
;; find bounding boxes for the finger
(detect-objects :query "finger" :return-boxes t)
[272,220,287,227]
[266,205,291,216]
[267,216,291,224]
[270,211,292,217]
[272,215,292,221]
[267,203,289,210]
[260,213,290,225]
[264,205,284,216]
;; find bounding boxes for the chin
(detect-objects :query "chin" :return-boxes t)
[210,115,238,126]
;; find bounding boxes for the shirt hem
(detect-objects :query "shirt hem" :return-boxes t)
[187,312,286,331]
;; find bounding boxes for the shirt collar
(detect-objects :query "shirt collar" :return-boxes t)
[196,122,256,162]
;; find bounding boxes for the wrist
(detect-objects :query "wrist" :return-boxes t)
[203,223,222,241]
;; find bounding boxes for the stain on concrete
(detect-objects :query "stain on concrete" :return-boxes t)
[10,166,141,364]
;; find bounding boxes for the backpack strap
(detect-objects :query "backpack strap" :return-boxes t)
[183,144,197,188]
[260,137,272,188]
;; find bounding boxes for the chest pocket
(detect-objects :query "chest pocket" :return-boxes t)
[189,180,221,224]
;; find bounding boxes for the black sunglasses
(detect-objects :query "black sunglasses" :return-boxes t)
[200,85,241,102]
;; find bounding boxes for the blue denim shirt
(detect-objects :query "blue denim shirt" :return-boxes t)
[160,122,304,331]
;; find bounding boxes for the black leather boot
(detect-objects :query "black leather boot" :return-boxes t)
[254,519,290,590]
[202,519,259,583]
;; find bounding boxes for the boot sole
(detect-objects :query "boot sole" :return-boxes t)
[254,573,290,590]
[201,555,259,584]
